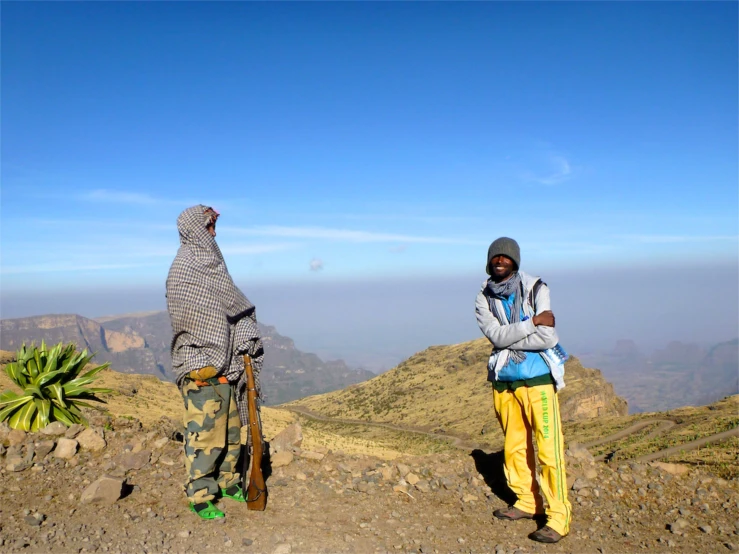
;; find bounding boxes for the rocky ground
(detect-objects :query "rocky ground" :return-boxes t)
[1,414,738,554]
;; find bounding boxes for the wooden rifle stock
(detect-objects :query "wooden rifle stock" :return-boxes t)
[243,355,267,510]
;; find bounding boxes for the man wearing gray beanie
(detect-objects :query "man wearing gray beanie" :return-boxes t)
[475,237,571,543]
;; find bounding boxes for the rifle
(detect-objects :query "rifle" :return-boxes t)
[242,354,267,510]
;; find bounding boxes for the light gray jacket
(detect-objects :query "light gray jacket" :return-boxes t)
[475,270,565,390]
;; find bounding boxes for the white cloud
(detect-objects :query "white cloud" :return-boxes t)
[1,262,156,275]
[80,189,162,205]
[309,258,324,271]
[220,243,297,256]
[78,189,222,208]
[619,235,739,244]
[222,225,483,245]
[521,155,573,186]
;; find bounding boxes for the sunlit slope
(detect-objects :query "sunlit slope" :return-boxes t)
[286,337,627,438]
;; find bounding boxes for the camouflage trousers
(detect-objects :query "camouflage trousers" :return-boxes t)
[181,379,242,503]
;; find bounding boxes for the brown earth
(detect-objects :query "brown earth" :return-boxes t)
[1,351,738,553]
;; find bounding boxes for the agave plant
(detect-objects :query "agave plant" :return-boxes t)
[0,341,112,431]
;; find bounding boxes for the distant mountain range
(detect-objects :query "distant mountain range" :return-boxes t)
[579,338,739,413]
[0,312,375,405]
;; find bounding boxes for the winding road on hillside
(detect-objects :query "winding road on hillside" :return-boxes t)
[283,405,739,464]
[283,405,486,451]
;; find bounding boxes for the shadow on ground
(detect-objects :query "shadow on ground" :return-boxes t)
[470,449,517,506]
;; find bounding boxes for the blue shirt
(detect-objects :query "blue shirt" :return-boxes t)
[496,292,551,382]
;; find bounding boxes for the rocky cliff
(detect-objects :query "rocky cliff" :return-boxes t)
[0,315,166,379]
[0,312,374,405]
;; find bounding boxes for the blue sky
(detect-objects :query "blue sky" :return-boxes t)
[2,1,737,296]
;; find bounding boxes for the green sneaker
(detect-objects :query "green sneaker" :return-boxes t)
[189,500,225,519]
[221,484,247,503]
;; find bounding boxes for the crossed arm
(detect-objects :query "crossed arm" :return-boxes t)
[474,283,559,351]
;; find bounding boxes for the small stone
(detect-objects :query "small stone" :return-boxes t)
[572,478,592,492]
[0,421,10,442]
[24,513,45,526]
[298,450,325,461]
[80,475,124,505]
[414,480,430,493]
[725,543,736,551]
[8,429,27,446]
[650,461,689,476]
[406,473,420,485]
[76,428,106,452]
[33,440,55,460]
[462,494,478,503]
[53,438,78,460]
[700,525,713,534]
[669,518,690,535]
[242,538,254,546]
[113,450,151,471]
[440,477,455,490]
[178,530,191,538]
[6,456,31,472]
[272,543,291,554]
[40,421,67,436]
[153,437,169,449]
[567,442,595,462]
[271,451,294,468]
[271,423,302,453]
[295,472,307,481]
[65,424,85,439]
[396,463,411,477]
[457,538,465,544]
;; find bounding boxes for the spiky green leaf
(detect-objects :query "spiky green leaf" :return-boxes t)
[0,395,33,421]
[34,398,51,429]
[51,405,76,426]
[9,401,37,431]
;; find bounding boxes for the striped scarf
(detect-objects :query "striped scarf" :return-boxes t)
[486,272,527,364]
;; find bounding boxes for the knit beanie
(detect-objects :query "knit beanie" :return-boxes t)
[486,237,520,275]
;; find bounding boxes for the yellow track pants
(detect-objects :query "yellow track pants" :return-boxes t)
[493,383,572,536]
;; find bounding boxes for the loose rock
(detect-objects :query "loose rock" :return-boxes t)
[53,438,78,459]
[77,428,107,452]
[80,475,124,505]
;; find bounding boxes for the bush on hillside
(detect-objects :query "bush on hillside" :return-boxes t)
[0,341,112,431]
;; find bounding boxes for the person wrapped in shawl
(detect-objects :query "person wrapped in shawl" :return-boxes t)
[166,205,264,519]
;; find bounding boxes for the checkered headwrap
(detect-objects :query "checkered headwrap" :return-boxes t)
[166,205,264,425]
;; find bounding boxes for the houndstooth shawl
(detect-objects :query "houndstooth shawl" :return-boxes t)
[166,205,264,425]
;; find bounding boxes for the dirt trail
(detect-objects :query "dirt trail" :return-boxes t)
[582,419,675,449]
[286,406,739,465]
[283,405,485,451]
[634,427,739,463]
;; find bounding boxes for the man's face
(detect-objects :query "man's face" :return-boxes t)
[204,208,218,237]
[489,255,516,282]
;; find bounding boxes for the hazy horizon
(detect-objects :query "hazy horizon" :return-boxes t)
[2,262,737,372]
